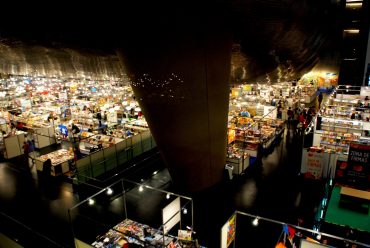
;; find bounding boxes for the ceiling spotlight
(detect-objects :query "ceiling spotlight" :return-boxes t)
[153,171,158,175]
[88,198,95,206]
[139,186,144,192]
[166,193,171,199]
[182,208,188,214]
[106,188,113,195]
[252,217,259,226]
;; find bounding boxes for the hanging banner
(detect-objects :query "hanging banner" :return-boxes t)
[221,213,236,248]
[346,143,370,189]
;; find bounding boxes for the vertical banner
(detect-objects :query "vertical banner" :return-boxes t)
[305,151,325,179]
[221,213,236,248]
[347,143,370,189]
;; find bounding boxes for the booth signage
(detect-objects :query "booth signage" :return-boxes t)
[162,197,181,234]
[220,213,236,248]
[305,151,324,179]
[346,143,370,189]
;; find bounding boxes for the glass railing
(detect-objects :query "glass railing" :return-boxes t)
[74,129,157,184]
[0,211,69,248]
[222,210,370,248]
[68,179,194,248]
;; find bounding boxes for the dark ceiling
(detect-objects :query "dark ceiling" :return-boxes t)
[0,0,342,82]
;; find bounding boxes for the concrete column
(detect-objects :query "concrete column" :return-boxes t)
[116,5,232,191]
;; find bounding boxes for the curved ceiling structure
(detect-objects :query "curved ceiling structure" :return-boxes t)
[0,0,342,82]
[0,0,345,191]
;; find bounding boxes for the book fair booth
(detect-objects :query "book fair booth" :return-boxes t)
[299,85,370,243]
[220,211,370,248]
[69,179,199,248]
[227,82,299,174]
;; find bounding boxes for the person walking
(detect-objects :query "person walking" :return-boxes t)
[287,107,293,129]
[318,92,323,109]
[22,141,30,166]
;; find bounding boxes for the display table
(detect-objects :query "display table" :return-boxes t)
[35,149,74,176]
[92,219,178,248]
[339,186,370,214]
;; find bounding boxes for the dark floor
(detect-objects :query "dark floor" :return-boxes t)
[0,125,327,248]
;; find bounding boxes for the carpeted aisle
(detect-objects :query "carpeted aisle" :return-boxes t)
[325,186,370,232]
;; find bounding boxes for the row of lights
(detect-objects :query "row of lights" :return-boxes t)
[88,187,114,206]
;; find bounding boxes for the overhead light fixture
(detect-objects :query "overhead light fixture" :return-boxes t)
[346,2,362,8]
[316,233,322,240]
[343,29,360,34]
[139,185,144,192]
[88,198,95,206]
[252,217,259,226]
[182,208,188,214]
[106,188,113,195]
[166,193,171,199]
[153,171,158,175]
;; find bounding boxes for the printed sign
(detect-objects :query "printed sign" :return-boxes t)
[305,152,324,179]
[221,213,236,248]
[346,143,370,189]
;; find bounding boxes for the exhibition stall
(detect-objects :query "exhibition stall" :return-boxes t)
[35,148,75,176]
[75,128,155,182]
[221,211,369,248]
[227,84,287,173]
[301,86,370,180]
[69,179,197,248]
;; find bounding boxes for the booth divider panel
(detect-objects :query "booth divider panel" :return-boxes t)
[4,135,23,158]
[126,137,132,147]
[76,156,92,182]
[104,146,118,171]
[116,141,128,166]
[91,150,105,178]
[141,131,151,152]
[151,135,156,148]
[131,135,142,157]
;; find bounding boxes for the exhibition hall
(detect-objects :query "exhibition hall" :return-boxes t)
[0,0,370,248]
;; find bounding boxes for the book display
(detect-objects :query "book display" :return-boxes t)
[35,149,74,176]
[301,86,370,180]
[79,134,124,154]
[312,87,370,156]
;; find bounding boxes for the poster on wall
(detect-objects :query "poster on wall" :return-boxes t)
[220,213,236,248]
[346,143,370,189]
